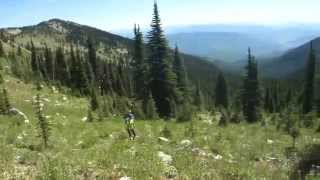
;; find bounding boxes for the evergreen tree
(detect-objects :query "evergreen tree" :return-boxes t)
[194,82,204,111]
[242,48,260,123]
[215,72,228,109]
[285,89,292,107]
[302,42,316,114]
[0,70,3,85]
[264,88,270,112]
[44,45,54,81]
[100,63,113,95]
[90,88,99,111]
[69,44,80,90]
[55,47,70,86]
[147,2,178,118]
[30,41,38,74]
[76,48,90,95]
[173,46,188,95]
[38,54,48,80]
[35,91,50,148]
[144,93,158,119]
[133,24,150,100]
[0,88,11,115]
[87,37,97,78]
[0,40,5,57]
[17,45,22,56]
[115,63,127,97]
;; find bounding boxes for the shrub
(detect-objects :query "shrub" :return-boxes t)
[177,103,194,122]
[161,124,172,138]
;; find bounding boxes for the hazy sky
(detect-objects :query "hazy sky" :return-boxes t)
[2,0,320,31]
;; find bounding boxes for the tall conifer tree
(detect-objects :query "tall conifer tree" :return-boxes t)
[242,48,260,123]
[215,72,228,109]
[55,47,70,86]
[147,2,178,118]
[87,37,97,79]
[44,45,54,81]
[30,41,38,74]
[173,46,188,96]
[133,24,150,100]
[0,40,5,57]
[302,42,316,114]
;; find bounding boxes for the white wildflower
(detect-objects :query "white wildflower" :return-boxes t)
[82,117,88,122]
[119,176,131,180]
[267,139,274,145]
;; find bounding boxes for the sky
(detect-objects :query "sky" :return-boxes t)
[2,0,320,31]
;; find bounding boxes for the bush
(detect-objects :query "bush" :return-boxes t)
[161,124,172,138]
[176,103,194,122]
[303,113,317,128]
[184,121,195,138]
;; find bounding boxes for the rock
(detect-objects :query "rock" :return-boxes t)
[9,108,29,123]
[180,139,192,148]
[17,135,23,140]
[43,98,50,102]
[158,137,170,143]
[119,176,131,180]
[213,154,223,160]
[158,151,173,165]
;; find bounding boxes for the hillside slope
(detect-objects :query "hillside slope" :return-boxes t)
[1,19,220,92]
[262,37,320,78]
[0,73,319,179]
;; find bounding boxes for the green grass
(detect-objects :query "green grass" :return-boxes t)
[0,77,320,179]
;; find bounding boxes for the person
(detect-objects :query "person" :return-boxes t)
[124,110,136,140]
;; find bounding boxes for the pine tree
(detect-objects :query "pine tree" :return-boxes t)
[242,48,260,123]
[100,63,113,95]
[302,42,316,114]
[35,92,50,148]
[38,54,48,80]
[17,45,22,56]
[85,59,94,84]
[55,47,70,86]
[90,88,99,111]
[264,88,270,112]
[133,24,150,100]
[144,93,158,119]
[173,46,188,95]
[87,37,97,78]
[76,48,90,95]
[30,41,38,74]
[215,72,228,109]
[0,40,5,57]
[194,82,204,111]
[115,63,127,97]
[147,2,178,118]
[0,71,3,85]
[44,45,54,81]
[69,44,78,89]
[0,88,11,115]
[285,89,292,107]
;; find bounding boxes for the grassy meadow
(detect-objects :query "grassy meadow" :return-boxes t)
[0,76,319,179]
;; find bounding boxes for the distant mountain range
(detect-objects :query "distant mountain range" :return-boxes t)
[166,24,320,62]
